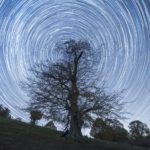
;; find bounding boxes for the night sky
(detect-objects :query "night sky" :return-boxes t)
[0,0,150,129]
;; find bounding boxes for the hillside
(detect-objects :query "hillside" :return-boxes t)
[0,118,148,150]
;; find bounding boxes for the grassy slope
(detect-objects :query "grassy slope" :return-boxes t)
[0,118,148,150]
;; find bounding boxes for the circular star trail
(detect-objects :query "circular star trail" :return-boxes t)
[0,0,150,126]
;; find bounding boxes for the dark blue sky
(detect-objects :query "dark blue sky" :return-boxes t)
[0,0,150,129]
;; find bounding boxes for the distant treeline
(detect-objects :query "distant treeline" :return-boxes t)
[91,118,150,148]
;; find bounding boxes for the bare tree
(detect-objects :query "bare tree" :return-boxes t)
[22,40,124,140]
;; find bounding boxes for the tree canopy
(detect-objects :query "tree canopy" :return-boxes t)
[30,110,42,125]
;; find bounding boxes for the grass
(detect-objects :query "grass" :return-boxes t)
[0,117,148,150]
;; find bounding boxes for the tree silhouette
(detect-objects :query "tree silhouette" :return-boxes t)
[22,40,124,140]
[30,110,42,125]
[0,104,11,119]
[129,120,150,140]
[45,121,56,130]
[91,118,128,142]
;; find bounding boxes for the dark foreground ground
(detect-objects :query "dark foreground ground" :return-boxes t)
[0,118,148,150]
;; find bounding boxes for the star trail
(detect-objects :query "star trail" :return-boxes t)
[0,0,150,127]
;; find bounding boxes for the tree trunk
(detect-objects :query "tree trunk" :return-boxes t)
[68,113,83,141]
[67,53,84,141]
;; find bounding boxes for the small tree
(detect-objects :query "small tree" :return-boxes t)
[30,110,42,125]
[45,121,56,130]
[0,104,11,119]
[129,120,150,140]
[22,40,125,140]
[15,117,22,122]
[90,118,107,138]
